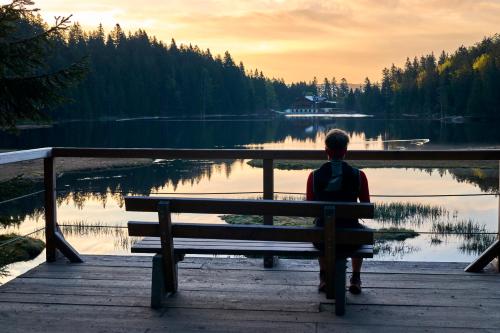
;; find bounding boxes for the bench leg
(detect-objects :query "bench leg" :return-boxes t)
[151,254,179,308]
[151,254,166,308]
[334,257,347,316]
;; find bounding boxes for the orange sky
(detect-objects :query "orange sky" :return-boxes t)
[31,0,500,83]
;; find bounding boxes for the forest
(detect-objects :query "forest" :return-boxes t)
[3,2,499,122]
[347,35,500,118]
[55,25,500,119]
[48,23,322,120]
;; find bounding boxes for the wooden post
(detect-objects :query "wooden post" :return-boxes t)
[157,201,178,293]
[334,257,347,316]
[324,206,336,300]
[151,254,166,308]
[497,160,500,272]
[44,157,57,262]
[263,158,275,268]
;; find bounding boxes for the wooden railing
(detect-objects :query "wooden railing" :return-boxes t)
[1,147,499,271]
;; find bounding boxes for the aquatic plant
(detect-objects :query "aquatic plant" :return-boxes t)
[373,242,419,259]
[431,219,488,236]
[375,228,419,242]
[221,215,314,227]
[58,220,138,250]
[374,201,449,226]
[430,219,496,254]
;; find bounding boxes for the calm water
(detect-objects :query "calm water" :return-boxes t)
[1,116,499,282]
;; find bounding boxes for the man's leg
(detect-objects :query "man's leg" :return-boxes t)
[349,257,363,294]
[318,257,326,292]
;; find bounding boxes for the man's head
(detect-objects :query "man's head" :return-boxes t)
[324,129,349,159]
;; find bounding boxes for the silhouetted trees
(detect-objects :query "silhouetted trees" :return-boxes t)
[0,0,85,129]
[45,22,322,120]
[5,1,498,122]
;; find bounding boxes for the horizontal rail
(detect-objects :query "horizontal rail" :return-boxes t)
[125,197,375,218]
[2,147,500,165]
[0,148,52,165]
[51,147,500,160]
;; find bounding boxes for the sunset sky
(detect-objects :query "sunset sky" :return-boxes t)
[32,0,500,83]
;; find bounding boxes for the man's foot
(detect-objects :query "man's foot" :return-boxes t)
[318,280,326,293]
[349,275,362,294]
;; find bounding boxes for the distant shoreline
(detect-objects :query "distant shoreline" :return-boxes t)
[0,157,153,182]
[5,114,500,131]
[247,159,499,170]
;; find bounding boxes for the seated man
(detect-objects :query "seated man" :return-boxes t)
[306,128,370,294]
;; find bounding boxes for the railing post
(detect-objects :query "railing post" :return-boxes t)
[497,160,500,272]
[44,157,57,262]
[263,158,275,268]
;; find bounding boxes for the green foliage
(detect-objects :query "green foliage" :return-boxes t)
[350,35,500,117]
[0,0,86,130]
[374,228,419,242]
[0,234,45,276]
[221,215,314,226]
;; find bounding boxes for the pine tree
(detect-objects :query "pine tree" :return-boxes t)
[0,0,86,129]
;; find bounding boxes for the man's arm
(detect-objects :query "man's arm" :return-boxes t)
[359,170,370,203]
[306,172,314,201]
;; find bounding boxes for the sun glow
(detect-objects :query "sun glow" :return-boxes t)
[33,0,500,82]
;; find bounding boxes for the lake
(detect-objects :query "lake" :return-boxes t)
[1,116,499,282]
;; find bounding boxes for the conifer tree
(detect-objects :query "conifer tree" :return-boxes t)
[0,0,86,129]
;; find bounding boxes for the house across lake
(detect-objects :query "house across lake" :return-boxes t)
[282,95,338,114]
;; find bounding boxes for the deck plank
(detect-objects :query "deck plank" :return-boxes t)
[1,255,499,332]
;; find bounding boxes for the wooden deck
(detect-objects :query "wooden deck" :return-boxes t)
[1,256,499,332]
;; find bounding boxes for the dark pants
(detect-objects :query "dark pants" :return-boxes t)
[313,217,366,257]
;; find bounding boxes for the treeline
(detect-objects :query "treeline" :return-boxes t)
[348,35,500,117]
[48,23,322,119]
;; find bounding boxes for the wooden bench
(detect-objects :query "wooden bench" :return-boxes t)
[125,197,374,315]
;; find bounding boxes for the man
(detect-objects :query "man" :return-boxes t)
[306,128,370,294]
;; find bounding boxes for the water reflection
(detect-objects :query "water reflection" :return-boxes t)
[1,117,500,264]
[2,118,500,150]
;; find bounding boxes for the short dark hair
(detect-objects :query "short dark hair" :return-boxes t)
[324,129,349,151]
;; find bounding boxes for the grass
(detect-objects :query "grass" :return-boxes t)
[58,220,135,250]
[374,202,449,226]
[0,234,45,277]
[431,219,488,235]
[430,219,496,255]
[220,215,314,227]
[375,227,419,242]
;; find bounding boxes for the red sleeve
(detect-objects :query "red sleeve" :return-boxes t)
[306,172,314,201]
[359,170,370,203]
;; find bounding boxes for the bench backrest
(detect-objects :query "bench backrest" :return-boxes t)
[125,197,374,245]
[125,197,374,218]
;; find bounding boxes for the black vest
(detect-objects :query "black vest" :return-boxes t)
[312,160,361,227]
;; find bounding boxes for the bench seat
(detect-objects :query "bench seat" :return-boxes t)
[132,237,374,258]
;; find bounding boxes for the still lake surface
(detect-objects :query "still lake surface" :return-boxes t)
[1,116,499,281]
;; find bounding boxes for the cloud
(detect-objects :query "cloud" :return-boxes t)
[34,0,500,82]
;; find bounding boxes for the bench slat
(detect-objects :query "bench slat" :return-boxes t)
[138,237,318,248]
[128,221,373,245]
[125,197,374,219]
[131,238,373,258]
